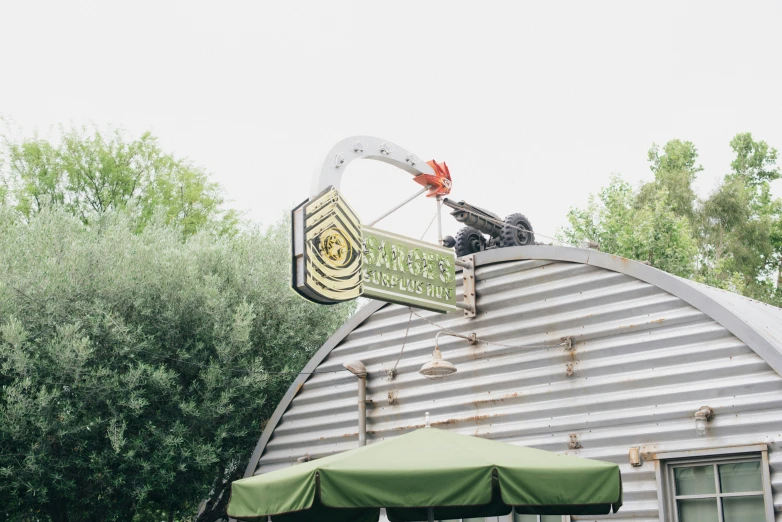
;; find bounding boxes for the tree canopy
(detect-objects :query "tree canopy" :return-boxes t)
[562,132,782,305]
[0,124,355,521]
[0,209,354,522]
[0,125,238,235]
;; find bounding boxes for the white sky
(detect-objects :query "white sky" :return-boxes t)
[1,0,781,243]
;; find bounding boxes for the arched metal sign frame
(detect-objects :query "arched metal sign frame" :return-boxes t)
[310,136,435,197]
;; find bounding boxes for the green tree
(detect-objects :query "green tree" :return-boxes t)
[698,133,781,299]
[728,132,780,186]
[562,174,698,277]
[0,126,238,235]
[562,133,782,306]
[638,139,703,220]
[0,209,354,522]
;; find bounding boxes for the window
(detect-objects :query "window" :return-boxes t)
[459,515,566,522]
[382,513,567,522]
[660,449,774,522]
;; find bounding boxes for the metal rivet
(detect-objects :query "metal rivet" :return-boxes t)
[334,153,345,168]
[379,142,394,155]
[353,140,367,153]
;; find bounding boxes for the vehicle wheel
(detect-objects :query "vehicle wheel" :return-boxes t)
[500,213,535,247]
[454,227,486,258]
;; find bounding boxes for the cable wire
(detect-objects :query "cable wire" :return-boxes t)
[419,199,443,241]
[409,308,567,350]
[390,309,414,375]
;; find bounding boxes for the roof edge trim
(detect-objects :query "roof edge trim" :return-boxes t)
[474,246,782,379]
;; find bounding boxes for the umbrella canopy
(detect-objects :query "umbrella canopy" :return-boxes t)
[228,428,622,522]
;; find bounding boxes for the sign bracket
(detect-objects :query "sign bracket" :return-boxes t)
[457,255,477,318]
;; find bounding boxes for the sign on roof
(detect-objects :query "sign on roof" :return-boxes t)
[292,187,456,313]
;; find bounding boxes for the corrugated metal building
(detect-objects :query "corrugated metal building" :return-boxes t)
[244,246,782,522]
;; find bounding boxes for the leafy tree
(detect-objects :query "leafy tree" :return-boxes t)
[0,209,354,522]
[562,133,782,306]
[728,132,780,187]
[698,133,781,299]
[638,139,703,220]
[562,174,698,277]
[0,126,238,235]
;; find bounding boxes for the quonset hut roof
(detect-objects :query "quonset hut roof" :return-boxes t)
[245,245,782,519]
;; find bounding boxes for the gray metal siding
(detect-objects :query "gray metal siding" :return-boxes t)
[256,259,782,521]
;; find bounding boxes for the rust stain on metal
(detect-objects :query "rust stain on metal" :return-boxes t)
[319,432,359,440]
[621,318,665,330]
[469,348,487,360]
[387,390,398,405]
[641,444,659,460]
[432,414,496,426]
[367,414,504,436]
[472,392,519,406]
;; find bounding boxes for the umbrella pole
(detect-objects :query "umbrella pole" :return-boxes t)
[427,507,434,522]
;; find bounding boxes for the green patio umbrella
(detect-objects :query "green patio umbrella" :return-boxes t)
[228,428,622,522]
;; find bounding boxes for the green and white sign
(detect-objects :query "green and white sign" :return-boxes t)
[292,187,457,313]
[362,227,456,313]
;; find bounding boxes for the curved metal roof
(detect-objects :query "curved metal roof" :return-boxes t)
[245,245,782,478]
[477,246,782,378]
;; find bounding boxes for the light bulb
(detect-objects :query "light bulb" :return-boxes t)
[695,417,706,436]
[694,406,713,437]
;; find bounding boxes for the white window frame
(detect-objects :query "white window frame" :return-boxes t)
[652,444,774,522]
[508,515,569,522]
[458,515,570,522]
[382,512,570,522]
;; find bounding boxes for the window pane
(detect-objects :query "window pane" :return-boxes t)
[675,466,716,495]
[513,515,537,522]
[677,498,719,522]
[541,517,561,522]
[722,495,765,522]
[719,461,763,493]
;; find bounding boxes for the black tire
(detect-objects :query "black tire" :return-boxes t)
[454,227,486,258]
[500,213,535,247]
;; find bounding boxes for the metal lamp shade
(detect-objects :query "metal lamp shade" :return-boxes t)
[419,347,457,379]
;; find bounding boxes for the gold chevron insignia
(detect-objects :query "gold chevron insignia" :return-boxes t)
[292,187,363,303]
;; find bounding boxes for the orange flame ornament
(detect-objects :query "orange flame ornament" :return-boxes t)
[413,160,452,197]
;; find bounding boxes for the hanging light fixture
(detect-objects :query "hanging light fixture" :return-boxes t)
[419,331,474,379]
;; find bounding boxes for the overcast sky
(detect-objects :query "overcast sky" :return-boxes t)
[1,0,781,243]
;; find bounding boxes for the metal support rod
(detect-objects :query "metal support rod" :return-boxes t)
[454,258,471,269]
[435,330,476,346]
[427,507,434,522]
[435,195,443,246]
[344,361,368,447]
[367,186,429,227]
[357,375,366,447]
